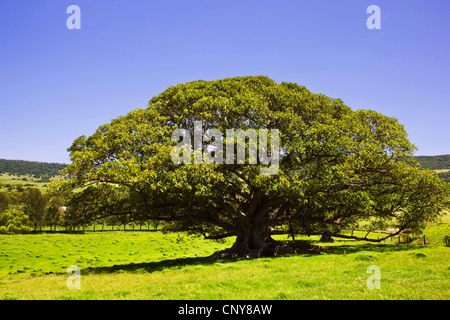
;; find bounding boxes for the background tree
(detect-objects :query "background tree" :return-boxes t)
[63,76,450,258]
[0,192,10,213]
[21,188,47,231]
[45,196,65,231]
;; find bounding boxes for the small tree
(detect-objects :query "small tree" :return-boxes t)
[0,192,10,213]
[45,196,65,231]
[21,188,47,231]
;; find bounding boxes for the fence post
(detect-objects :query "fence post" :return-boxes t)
[423,234,426,245]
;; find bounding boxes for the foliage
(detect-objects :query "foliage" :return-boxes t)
[1,180,157,232]
[45,196,65,231]
[436,171,450,183]
[21,188,48,231]
[0,209,30,234]
[0,192,9,212]
[63,76,450,256]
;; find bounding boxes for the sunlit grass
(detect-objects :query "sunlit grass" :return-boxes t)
[0,223,448,300]
[0,174,50,193]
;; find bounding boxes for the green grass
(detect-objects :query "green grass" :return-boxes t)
[0,232,230,280]
[434,169,450,173]
[420,214,450,245]
[0,226,449,300]
[0,174,50,193]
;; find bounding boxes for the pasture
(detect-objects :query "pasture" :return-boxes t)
[0,174,50,193]
[0,218,448,300]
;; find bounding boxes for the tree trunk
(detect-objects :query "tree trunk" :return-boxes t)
[210,193,326,259]
[231,228,266,254]
[319,234,335,243]
[210,224,325,259]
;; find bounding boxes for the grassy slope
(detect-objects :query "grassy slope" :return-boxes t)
[0,174,50,193]
[0,218,448,300]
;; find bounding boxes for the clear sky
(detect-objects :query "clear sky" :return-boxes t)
[0,0,449,164]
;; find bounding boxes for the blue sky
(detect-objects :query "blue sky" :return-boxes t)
[0,0,449,164]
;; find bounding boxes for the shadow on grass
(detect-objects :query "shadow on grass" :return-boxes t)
[323,242,425,255]
[83,241,426,275]
[84,256,222,275]
[83,250,323,275]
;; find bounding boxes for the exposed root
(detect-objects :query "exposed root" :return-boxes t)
[209,240,326,259]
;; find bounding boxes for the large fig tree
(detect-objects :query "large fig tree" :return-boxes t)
[63,76,449,257]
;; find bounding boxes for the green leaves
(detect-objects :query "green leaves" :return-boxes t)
[63,76,450,243]
[0,209,30,234]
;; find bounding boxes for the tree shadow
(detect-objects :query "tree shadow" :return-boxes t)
[323,242,426,255]
[82,241,427,275]
[84,256,222,275]
[83,248,326,275]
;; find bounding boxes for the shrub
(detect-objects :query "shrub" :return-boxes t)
[20,226,31,234]
[7,225,18,234]
[7,224,29,234]
[0,209,29,234]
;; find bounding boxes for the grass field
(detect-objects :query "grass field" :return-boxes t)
[0,174,50,193]
[434,169,450,173]
[0,218,448,300]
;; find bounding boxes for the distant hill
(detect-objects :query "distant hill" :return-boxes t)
[0,159,67,179]
[414,155,450,183]
[435,170,450,183]
[414,154,450,170]
[0,155,448,182]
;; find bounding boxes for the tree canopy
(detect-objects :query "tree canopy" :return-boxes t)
[63,76,450,258]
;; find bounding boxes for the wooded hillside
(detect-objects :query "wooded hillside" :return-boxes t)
[0,154,448,181]
[0,159,67,179]
[414,155,450,182]
[414,154,450,170]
